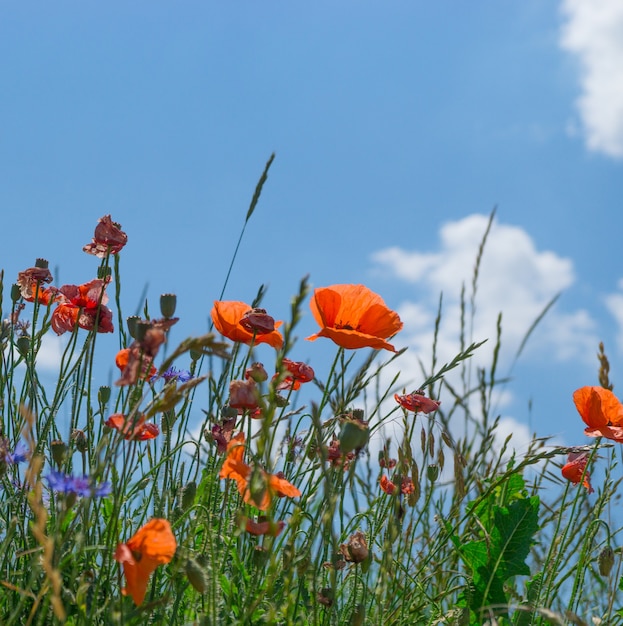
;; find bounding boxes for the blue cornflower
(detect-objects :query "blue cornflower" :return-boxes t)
[46,471,111,498]
[5,440,29,465]
[161,367,192,383]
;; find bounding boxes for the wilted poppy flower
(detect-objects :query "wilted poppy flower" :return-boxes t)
[325,437,356,470]
[561,451,594,494]
[115,348,157,382]
[211,301,283,349]
[274,358,315,391]
[573,386,623,442]
[114,518,176,606]
[207,415,237,454]
[245,362,268,383]
[83,215,128,257]
[306,284,403,351]
[229,379,260,411]
[380,474,396,495]
[395,391,440,414]
[339,530,369,564]
[51,278,114,335]
[245,516,286,537]
[105,413,160,441]
[17,265,58,304]
[219,432,301,510]
[239,308,276,335]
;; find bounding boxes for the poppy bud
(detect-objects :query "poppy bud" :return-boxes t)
[71,429,88,454]
[427,464,439,483]
[185,558,207,593]
[98,385,111,405]
[160,294,177,319]
[181,481,197,510]
[97,266,111,279]
[245,362,268,383]
[339,420,369,454]
[189,348,202,361]
[598,545,615,577]
[239,308,275,335]
[10,283,21,303]
[50,440,68,468]
[16,336,30,357]
[126,316,140,339]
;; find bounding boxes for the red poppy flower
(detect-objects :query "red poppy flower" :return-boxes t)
[273,358,315,391]
[394,392,441,414]
[573,386,623,442]
[380,474,396,495]
[114,518,176,606]
[219,432,301,510]
[105,413,160,441]
[83,215,128,257]
[306,284,403,352]
[561,451,594,494]
[244,516,286,537]
[51,278,113,335]
[229,379,260,410]
[211,301,283,349]
[17,265,58,304]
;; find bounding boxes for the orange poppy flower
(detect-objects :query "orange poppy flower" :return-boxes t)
[573,386,623,442]
[380,474,396,495]
[306,284,403,352]
[273,358,315,391]
[114,518,176,606]
[561,451,594,494]
[51,278,114,335]
[83,214,128,257]
[211,301,283,349]
[105,413,160,441]
[219,432,301,510]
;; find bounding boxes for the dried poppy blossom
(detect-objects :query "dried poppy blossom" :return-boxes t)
[306,284,403,352]
[245,362,268,383]
[380,474,396,495]
[239,308,275,335]
[229,379,260,411]
[325,437,356,470]
[114,518,176,606]
[16,264,54,302]
[274,358,315,391]
[395,391,440,414]
[207,415,237,454]
[219,432,301,511]
[51,278,114,335]
[573,386,623,442]
[561,451,594,493]
[339,530,369,564]
[115,348,157,381]
[105,413,160,441]
[211,301,283,349]
[83,215,128,257]
[244,516,286,537]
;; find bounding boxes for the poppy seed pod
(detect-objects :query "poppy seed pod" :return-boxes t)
[126,316,141,339]
[339,420,369,454]
[98,385,111,405]
[185,558,207,593]
[10,283,22,303]
[35,258,49,269]
[427,464,440,482]
[16,336,30,357]
[160,294,177,319]
[50,440,68,468]
[599,545,615,577]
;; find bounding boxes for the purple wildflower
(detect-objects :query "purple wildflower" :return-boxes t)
[5,440,29,465]
[160,367,192,383]
[46,471,111,498]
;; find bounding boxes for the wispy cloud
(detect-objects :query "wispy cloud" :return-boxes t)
[560,0,623,158]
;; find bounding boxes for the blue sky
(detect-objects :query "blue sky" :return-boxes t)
[1,1,623,451]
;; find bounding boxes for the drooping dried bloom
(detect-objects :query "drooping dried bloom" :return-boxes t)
[339,530,369,564]
[561,450,594,493]
[306,284,403,352]
[114,518,176,606]
[219,432,301,511]
[51,278,114,335]
[573,386,623,442]
[245,362,268,383]
[17,264,58,304]
[274,358,315,391]
[395,391,440,414]
[105,413,160,441]
[239,308,276,335]
[207,414,237,454]
[229,379,260,411]
[211,301,283,349]
[83,215,128,257]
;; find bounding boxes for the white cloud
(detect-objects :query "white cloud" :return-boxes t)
[560,0,623,157]
[373,214,597,367]
[604,291,623,353]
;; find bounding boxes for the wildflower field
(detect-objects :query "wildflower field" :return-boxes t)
[2,164,623,625]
